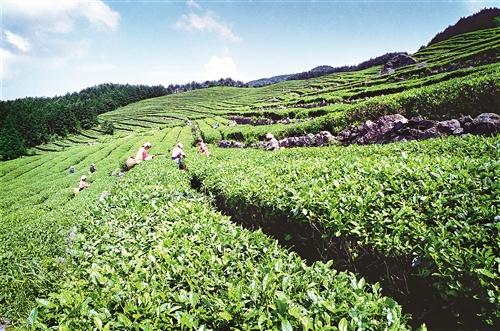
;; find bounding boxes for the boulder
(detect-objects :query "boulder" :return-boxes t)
[407,116,436,130]
[338,112,498,146]
[357,114,409,144]
[437,119,463,135]
[418,127,441,140]
[277,131,335,148]
[276,117,292,124]
[468,113,500,135]
[316,131,336,146]
[381,54,418,75]
[458,115,473,127]
[249,141,268,149]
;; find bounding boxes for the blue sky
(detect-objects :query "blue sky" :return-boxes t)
[1,0,497,100]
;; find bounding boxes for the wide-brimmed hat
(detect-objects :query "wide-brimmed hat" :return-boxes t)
[177,142,184,149]
[81,175,87,180]
[143,142,152,148]
[265,133,274,139]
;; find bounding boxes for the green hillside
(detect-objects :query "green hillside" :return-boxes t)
[1,28,499,330]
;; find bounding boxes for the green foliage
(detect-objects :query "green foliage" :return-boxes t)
[190,135,500,325]
[100,120,115,135]
[31,159,409,330]
[0,119,26,160]
[0,128,182,324]
[217,66,499,143]
[347,67,500,122]
[0,83,168,156]
[17,28,499,156]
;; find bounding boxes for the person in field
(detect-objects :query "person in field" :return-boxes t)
[135,142,153,163]
[89,163,96,174]
[171,142,187,169]
[69,165,75,175]
[78,175,90,191]
[266,133,280,151]
[196,137,210,157]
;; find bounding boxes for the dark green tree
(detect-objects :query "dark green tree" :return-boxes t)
[100,120,115,135]
[0,118,26,160]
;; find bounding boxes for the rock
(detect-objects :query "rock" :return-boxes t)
[276,131,335,148]
[357,114,409,144]
[359,120,376,135]
[276,117,292,124]
[458,115,473,127]
[408,116,436,130]
[437,119,463,135]
[338,112,497,147]
[468,113,500,135]
[217,140,245,148]
[383,68,395,75]
[416,61,428,68]
[249,141,268,149]
[229,115,291,126]
[381,54,418,74]
[398,127,422,140]
[418,127,441,140]
[316,131,336,146]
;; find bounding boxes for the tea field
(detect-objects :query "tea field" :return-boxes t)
[1,27,499,330]
[1,127,413,330]
[190,135,499,328]
[26,27,499,154]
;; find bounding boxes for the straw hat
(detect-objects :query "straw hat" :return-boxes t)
[143,142,152,148]
[266,133,274,139]
[81,175,87,181]
[177,143,184,149]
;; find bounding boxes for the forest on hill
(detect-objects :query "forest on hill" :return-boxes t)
[0,79,244,160]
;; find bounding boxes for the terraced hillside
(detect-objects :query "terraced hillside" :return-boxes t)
[1,27,499,330]
[1,127,412,330]
[27,27,499,155]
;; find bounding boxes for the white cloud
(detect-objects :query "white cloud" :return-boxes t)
[79,1,120,31]
[1,0,119,82]
[4,31,30,52]
[76,63,115,73]
[3,0,120,33]
[176,11,241,42]
[202,55,243,80]
[186,0,201,10]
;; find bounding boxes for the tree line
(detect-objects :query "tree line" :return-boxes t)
[0,78,245,160]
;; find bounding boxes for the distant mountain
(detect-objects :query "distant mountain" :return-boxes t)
[246,52,405,87]
[427,8,500,46]
[288,52,406,81]
[246,74,293,87]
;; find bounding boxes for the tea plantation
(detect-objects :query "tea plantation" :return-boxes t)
[0,27,499,330]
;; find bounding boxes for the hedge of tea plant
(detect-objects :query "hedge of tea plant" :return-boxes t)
[0,126,192,325]
[190,135,500,325]
[21,28,500,155]
[31,159,410,330]
[216,65,499,144]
